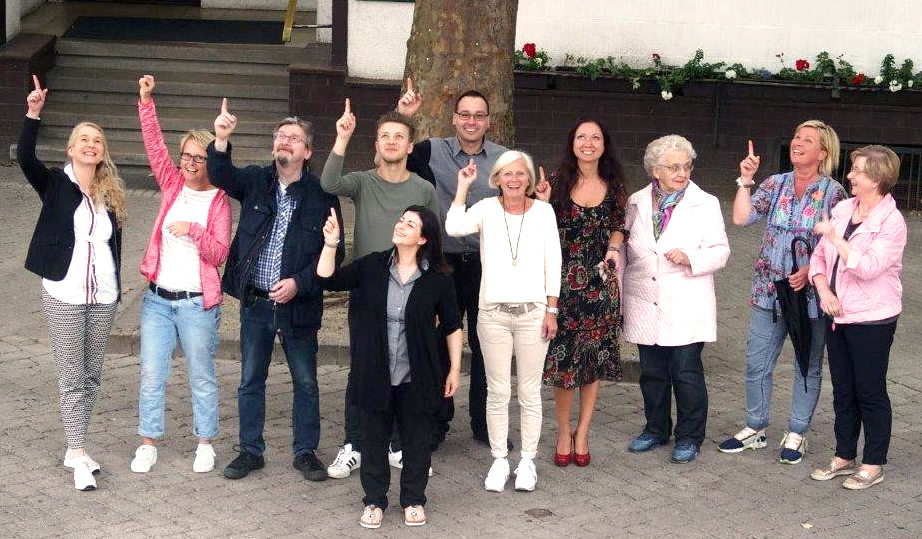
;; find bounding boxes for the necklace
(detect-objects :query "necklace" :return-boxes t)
[500,196,526,266]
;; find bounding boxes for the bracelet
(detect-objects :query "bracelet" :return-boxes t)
[545,306,559,315]
[735,176,755,188]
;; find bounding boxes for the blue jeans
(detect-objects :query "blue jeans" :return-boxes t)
[238,296,320,457]
[138,290,220,440]
[745,306,825,434]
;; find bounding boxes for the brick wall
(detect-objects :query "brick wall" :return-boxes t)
[0,34,56,159]
[291,66,922,202]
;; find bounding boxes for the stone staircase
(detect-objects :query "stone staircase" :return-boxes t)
[12,38,328,187]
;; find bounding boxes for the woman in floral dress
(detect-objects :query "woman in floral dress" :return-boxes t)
[537,118,627,467]
[718,121,847,465]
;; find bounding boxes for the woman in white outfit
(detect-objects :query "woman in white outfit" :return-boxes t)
[445,150,562,492]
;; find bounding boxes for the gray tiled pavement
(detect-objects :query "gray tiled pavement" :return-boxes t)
[1,167,922,538]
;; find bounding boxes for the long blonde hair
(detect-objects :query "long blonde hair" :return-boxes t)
[66,122,127,224]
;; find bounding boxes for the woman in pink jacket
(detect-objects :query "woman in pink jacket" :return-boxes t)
[622,135,730,463]
[808,145,906,490]
[131,75,231,474]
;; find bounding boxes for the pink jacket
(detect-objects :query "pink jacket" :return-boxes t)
[808,194,906,324]
[138,99,231,310]
[622,181,730,346]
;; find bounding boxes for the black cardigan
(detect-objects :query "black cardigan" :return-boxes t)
[321,249,461,413]
[18,117,122,301]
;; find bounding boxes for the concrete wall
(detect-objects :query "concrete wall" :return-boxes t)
[346,1,922,80]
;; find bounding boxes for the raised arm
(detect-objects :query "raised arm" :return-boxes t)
[320,99,361,197]
[396,77,422,117]
[137,75,182,190]
[732,140,760,225]
[444,159,484,237]
[18,75,53,198]
[206,98,250,201]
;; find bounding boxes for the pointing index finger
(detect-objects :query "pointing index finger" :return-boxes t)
[406,78,413,93]
[539,165,546,181]
[748,139,755,157]
[221,98,228,114]
[32,75,41,91]
[344,98,351,114]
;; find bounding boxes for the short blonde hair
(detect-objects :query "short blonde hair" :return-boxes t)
[179,130,215,157]
[851,145,900,195]
[794,120,840,177]
[488,150,537,196]
[643,134,697,177]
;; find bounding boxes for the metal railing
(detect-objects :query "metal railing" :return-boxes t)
[282,0,333,43]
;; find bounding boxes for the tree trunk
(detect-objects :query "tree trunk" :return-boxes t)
[403,0,517,147]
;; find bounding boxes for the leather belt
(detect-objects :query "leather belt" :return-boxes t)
[149,283,202,301]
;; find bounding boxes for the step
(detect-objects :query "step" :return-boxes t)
[47,90,290,114]
[46,67,289,100]
[12,141,273,166]
[55,38,315,65]
[37,102,283,133]
[38,125,271,149]
[55,54,291,78]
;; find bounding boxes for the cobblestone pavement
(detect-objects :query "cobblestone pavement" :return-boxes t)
[2,171,922,538]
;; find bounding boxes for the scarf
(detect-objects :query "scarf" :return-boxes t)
[651,180,686,241]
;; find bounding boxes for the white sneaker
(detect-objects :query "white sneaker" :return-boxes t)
[514,457,537,492]
[73,457,97,491]
[484,457,510,492]
[64,449,100,475]
[389,448,403,469]
[193,444,216,473]
[130,444,158,473]
[327,444,361,479]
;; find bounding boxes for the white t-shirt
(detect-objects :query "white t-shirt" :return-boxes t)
[42,164,118,305]
[445,197,562,309]
[155,185,219,293]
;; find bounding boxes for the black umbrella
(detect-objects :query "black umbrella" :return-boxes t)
[772,236,814,391]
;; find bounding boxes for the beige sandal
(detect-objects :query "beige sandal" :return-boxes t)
[360,505,383,529]
[404,505,427,526]
[810,458,856,481]
[843,467,884,490]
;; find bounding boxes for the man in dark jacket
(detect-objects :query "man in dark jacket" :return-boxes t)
[207,98,344,482]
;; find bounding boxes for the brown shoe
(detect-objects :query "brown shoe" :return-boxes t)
[843,468,884,490]
[360,505,383,529]
[810,458,856,481]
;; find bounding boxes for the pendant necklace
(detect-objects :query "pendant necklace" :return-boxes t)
[501,196,526,266]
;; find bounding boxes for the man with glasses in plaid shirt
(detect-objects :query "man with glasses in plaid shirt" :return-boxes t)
[206,99,345,483]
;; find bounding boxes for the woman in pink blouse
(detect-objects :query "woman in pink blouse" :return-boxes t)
[130,75,231,475]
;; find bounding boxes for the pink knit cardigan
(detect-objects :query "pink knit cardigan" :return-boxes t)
[138,98,231,309]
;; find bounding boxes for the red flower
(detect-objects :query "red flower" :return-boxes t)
[795,59,810,71]
[522,43,537,59]
[852,73,866,84]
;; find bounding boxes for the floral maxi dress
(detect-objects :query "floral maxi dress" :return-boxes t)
[543,193,625,389]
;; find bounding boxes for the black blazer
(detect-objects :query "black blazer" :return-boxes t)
[206,141,344,332]
[321,249,461,413]
[18,117,122,301]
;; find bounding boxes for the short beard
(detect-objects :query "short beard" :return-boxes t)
[380,154,404,165]
[275,155,290,167]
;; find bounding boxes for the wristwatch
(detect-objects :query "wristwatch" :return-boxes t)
[735,176,755,188]
[546,306,559,315]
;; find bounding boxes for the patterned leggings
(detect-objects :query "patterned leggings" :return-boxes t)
[42,290,117,449]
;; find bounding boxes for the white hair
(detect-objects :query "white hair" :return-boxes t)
[643,134,697,177]
[488,150,537,196]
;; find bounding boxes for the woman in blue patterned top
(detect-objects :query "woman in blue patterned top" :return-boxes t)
[718,121,847,464]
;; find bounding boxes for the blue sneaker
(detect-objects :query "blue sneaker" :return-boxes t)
[671,441,700,463]
[628,433,666,453]
[779,432,807,465]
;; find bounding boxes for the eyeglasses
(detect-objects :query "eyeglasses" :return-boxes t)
[454,111,489,122]
[180,152,206,164]
[274,133,306,145]
[849,166,869,175]
[657,163,694,174]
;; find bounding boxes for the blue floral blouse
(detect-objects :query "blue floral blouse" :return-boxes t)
[744,171,847,318]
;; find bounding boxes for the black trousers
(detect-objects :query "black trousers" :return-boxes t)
[638,342,708,446]
[446,252,487,435]
[360,383,433,510]
[825,320,897,465]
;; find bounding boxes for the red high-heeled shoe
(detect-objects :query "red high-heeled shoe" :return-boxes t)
[554,434,573,467]
[574,434,591,467]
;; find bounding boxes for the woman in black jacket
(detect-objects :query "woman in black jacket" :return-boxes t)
[19,75,126,491]
[317,205,462,529]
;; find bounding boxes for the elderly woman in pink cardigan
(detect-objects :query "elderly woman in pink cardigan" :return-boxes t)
[131,75,231,474]
[808,145,907,490]
[622,134,730,463]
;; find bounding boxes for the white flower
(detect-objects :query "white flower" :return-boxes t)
[889,81,903,92]
[874,75,884,84]
[909,80,915,88]
[725,69,737,79]
[535,56,544,65]
[661,90,673,101]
